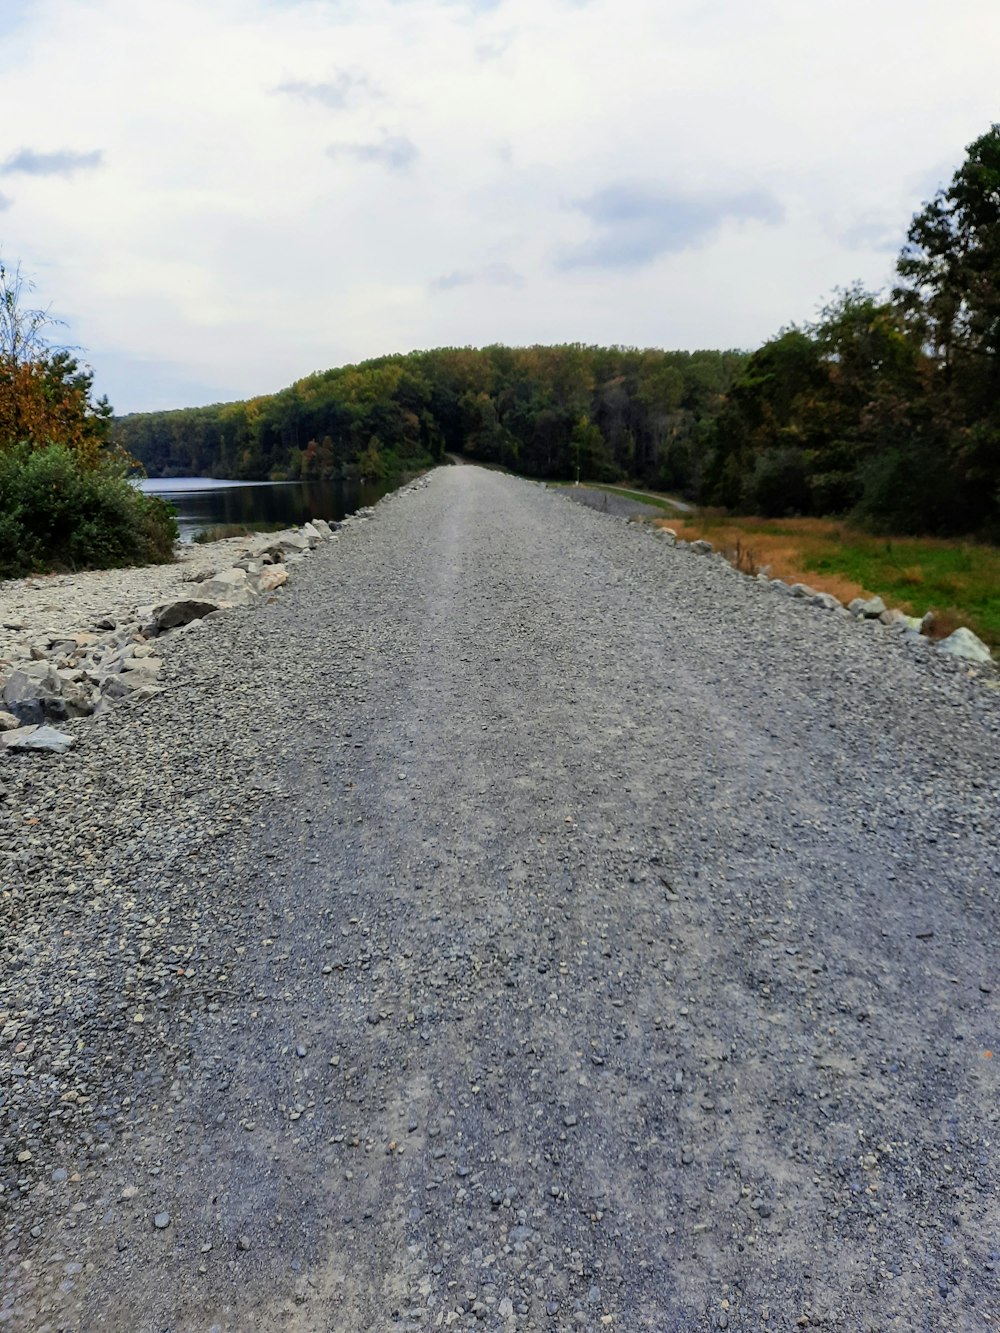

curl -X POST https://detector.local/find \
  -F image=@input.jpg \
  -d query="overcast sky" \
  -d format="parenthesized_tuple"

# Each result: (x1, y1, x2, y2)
(1, 0, 997, 414)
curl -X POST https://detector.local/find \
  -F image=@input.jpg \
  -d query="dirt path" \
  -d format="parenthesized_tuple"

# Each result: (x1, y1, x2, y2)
(2, 467, 998, 1331)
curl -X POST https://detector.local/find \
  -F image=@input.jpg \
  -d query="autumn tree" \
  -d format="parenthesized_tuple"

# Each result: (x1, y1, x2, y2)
(0, 258, 115, 467)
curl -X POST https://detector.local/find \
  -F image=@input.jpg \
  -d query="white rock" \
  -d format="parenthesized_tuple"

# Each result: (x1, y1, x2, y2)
(848, 596, 887, 618)
(0, 724, 73, 753)
(199, 568, 256, 607)
(936, 627, 993, 664)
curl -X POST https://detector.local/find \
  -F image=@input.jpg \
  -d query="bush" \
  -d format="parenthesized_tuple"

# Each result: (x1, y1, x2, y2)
(0, 443, 178, 577)
(742, 447, 812, 516)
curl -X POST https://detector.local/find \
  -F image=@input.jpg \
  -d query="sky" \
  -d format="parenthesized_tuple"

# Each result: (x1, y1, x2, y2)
(0, 0, 998, 415)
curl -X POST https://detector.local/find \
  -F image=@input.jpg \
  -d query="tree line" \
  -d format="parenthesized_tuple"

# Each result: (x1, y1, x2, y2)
(117, 126, 1000, 541)
(112, 344, 748, 493)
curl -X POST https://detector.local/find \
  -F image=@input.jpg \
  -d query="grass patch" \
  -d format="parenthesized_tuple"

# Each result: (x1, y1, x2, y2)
(655, 513, 1000, 648)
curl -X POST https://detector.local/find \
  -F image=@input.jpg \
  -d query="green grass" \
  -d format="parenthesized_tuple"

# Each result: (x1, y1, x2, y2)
(804, 538, 1000, 645)
(660, 513, 1000, 649)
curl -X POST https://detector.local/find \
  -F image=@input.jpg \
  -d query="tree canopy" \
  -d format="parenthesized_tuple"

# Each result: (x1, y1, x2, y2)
(114, 345, 748, 494)
(700, 124, 1000, 537)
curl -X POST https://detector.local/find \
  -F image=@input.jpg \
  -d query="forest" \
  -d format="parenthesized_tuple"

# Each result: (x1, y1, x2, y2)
(112, 344, 748, 494)
(115, 123, 1000, 540)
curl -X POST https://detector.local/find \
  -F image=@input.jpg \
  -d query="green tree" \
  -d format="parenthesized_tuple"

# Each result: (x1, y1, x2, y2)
(893, 125, 1000, 532)
(895, 124, 1000, 392)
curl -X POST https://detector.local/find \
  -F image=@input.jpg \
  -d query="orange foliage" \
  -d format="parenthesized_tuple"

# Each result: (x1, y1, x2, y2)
(657, 516, 874, 605)
(1, 359, 98, 463)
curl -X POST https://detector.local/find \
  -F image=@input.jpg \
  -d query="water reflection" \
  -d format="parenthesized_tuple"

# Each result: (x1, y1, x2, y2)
(137, 477, 393, 542)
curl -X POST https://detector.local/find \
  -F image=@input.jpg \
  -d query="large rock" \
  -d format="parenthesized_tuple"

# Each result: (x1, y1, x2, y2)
(655, 528, 677, 545)
(47, 680, 96, 720)
(0, 724, 74, 753)
(848, 596, 887, 619)
(880, 608, 921, 629)
(0, 711, 20, 731)
(811, 592, 842, 612)
(3, 664, 63, 725)
(689, 540, 714, 556)
(153, 598, 221, 632)
(251, 565, 289, 594)
(198, 567, 256, 607)
(936, 627, 993, 664)
(251, 530, 310, 563)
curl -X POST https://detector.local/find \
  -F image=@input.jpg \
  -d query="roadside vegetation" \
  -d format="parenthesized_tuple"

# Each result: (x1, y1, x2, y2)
(0, 260, 177, 578)
(654, 513, 1000, 648)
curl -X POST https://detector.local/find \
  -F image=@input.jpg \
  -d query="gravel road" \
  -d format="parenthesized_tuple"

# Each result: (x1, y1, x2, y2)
(2, 466, 998, 1332)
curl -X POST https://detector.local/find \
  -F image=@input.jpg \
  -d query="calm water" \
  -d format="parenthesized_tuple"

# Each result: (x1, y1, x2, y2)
(137, 477, 392, 542)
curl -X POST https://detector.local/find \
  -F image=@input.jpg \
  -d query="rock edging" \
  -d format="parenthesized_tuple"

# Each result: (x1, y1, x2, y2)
(0, 476, 432, 757)
(649, 525, 996, 668)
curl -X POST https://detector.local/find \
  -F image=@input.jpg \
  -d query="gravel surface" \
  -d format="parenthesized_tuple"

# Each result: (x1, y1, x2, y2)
(0, 534, 270, 666)
(1, 466, 999, 1332)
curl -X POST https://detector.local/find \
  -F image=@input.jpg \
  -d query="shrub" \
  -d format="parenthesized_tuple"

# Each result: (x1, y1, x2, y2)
(0, 442, 177, 577)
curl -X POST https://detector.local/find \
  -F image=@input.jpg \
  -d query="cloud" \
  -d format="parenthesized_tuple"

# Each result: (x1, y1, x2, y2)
(2, 0, 998, 414)
(326, 134, 418, 171)
(430, 262, 524, 292)
(476, 36, 511, 61)
(1, 148, 103, 178)
(840, 217, 904, 254)
(0, 192, 12, 212)
(558, 184, 784, 269)
(276, 72, 380, 109)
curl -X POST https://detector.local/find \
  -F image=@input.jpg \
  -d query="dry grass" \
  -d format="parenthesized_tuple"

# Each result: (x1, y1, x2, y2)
(662, 516, 875, 605)
(655, 513, 1000, 648)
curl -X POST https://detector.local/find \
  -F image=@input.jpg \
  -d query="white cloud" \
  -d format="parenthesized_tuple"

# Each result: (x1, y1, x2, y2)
(0, 0, 997, 411)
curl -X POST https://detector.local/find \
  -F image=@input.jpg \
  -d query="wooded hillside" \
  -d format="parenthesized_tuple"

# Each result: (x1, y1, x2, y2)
(115, 123, 1000, 540)
(113, 345, 747, 492)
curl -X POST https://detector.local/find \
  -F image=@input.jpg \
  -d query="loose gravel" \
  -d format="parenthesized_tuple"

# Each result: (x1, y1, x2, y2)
(0, 534, 263, 667)
(1, 466, 998, 1332)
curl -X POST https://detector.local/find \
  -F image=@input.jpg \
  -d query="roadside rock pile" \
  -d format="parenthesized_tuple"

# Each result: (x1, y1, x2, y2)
(652, 525, 996, 667)
(0, 470, 432, 758)
(0, 519, 342, 754)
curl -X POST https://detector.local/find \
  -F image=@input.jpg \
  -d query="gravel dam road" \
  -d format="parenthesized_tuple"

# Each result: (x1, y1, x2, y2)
(2, 466, 999, 1332)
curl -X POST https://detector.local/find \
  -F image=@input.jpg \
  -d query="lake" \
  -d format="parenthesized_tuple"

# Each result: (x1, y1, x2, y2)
(137, 477, 393, 543)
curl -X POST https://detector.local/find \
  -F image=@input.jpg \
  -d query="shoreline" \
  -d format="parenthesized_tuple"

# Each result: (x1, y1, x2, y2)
(0, 479, 428, 745)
